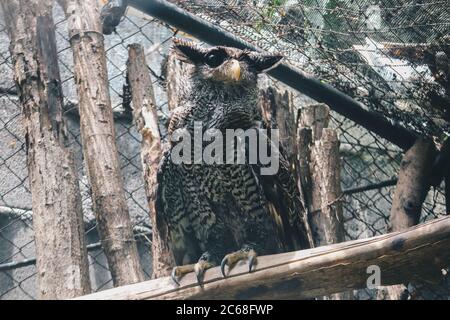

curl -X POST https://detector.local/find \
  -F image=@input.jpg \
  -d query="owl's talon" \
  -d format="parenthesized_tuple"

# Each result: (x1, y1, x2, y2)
(171, 253, 215, 286)
(194, 259, 214, 285)
(220, 257, 228, 277)
(248, 254, 256, 273)
(220, 245, 257, 277)
(170, 264, 196, 286)
(171, 268, 180, 286)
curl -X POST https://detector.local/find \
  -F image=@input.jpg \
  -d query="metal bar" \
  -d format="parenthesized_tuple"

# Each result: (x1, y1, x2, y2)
(342, 178, 398, 195)
(127, 0, 418, 150)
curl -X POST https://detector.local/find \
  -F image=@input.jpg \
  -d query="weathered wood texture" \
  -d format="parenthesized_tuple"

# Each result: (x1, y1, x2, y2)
(76, 216, 450, 300)
(58, 0, 143, 286)
(298, 104, 345, 247)
(165, 51, 189, 112)
(310, 129, 345, 246)
(1, 0, 90, 298)
(298, 104, 349, 299)
(390, 137, 437, 231)
(379, 137, 437, 299)
(127, 44, 175, 278)
(259, 87, 314, 248)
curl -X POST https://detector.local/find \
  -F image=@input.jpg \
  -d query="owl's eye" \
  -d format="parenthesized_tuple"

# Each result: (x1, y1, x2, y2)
(204, 51, 226, 67)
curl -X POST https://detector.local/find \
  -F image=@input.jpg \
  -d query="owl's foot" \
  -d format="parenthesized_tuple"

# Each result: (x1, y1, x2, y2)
(220, 244, 257, 277)
(171, 252, 215, 286)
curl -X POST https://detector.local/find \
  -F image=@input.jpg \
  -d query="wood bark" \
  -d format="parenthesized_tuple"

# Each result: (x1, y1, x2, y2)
(259, 87, 315, 248)
(127, 44, 176, 278)
(296, 127, 313, 210)
(379, 137, 437, 299)
(58, 0, 144, 286)
(165, 50, 189, 111)
(297, 104, 350, 299)
(1, 0, 90, 299)
(310, 129, 345, 246)
(76, 216, 450, 300)
(390, 137, 437, 231)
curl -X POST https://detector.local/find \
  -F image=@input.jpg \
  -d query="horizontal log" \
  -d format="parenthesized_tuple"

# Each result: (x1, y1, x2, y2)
(76, 216, 450, 300)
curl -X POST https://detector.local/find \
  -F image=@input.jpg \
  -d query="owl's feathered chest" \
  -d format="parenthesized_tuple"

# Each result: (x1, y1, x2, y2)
(176, 80, 261, 132)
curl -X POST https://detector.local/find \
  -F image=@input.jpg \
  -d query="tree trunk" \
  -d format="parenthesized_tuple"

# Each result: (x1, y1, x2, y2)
(1, 0, 90, 299)
(127, 44, 176, 278)
(390, 138, 437, 231)
(259, 87, 315, 248)
(165, 51, 188, 112)
(58, 0, 144, 286)
(379, 137, 437, 299)
(310, 129, 345, 246)
(298, 104, 351, 299)
(76, 216, 450, 300)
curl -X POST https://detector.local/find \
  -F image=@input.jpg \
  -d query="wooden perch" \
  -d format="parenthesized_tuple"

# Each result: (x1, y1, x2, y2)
(127, 44, 175, 278)
(1, 0, 90, 299)
(58, 0, 144, 286)
(76, 216, 450, 300)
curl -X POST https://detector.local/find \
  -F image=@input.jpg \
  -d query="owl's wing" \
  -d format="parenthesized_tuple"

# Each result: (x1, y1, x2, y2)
(252, 130, 314, 251)
(155, 148, 194, 265)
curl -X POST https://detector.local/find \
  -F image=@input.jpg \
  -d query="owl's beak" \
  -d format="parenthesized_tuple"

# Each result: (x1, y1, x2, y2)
(227, 59, 241, 82)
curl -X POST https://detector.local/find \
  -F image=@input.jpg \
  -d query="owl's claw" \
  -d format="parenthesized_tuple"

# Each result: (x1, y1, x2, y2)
(220, 245, 257, 277)
(194, 259, 214, 285)
(171, 252, 215, 286)
(171, 264, 195, 286)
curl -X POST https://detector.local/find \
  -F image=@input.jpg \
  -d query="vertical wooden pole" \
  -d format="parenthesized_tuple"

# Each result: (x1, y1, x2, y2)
(58, 0, 144, 286)
(310, 129, 346, 245)
(1, 0, 90, 298)
(298, 103, 351, 299)
(259, 87, 315, 249)
(379, 137, 437, 299)
(127, 44, 176, 278)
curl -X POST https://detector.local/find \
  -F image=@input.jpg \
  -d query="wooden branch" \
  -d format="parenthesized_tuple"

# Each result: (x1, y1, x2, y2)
(127, 44, 176, 278)
(390, 138, 437, 231)
(1, 0, 90, 298)
(380, 137, 437, 299)
(76, 216, 450, 300)
(58, 0, 144, 286)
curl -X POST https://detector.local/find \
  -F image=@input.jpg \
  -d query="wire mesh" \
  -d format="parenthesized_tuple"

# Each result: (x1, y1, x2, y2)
(0, 0, 448, 300)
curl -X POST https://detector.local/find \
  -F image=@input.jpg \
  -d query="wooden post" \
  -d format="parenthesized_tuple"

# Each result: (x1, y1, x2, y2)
(165, 51, 189, 112)
(58, 0, 144, 286)
(1, 0, 90, 299)
(390, 138, 437, 231)
(297, 104, 350, 299)
(259, 87, 315, 248)
(127, 44, 176, 278)
(310, 129, 346, 246)
(297, 104, 346, 246)
(76, 216, 450, 300)
(379, 137, 437, 299)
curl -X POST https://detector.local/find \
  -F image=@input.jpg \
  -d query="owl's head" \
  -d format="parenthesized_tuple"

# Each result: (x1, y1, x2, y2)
(172, 38, 283, 85)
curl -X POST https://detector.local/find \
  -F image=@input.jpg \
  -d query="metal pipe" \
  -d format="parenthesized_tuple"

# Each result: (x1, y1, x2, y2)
(127, 0, 417, 150)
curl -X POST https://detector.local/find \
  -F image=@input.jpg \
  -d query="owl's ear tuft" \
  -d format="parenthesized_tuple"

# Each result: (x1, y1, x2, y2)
(171, 38, 206, 64)
(250, 53, 284, 73)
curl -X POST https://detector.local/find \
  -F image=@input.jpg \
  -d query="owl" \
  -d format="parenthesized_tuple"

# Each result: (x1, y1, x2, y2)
(156, 38, 313, 284)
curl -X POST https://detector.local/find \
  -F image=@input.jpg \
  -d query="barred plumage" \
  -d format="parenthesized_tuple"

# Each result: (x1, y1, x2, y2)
(156, 39, 312, 283)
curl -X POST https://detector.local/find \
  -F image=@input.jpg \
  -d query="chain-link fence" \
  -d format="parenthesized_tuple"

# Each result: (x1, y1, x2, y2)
(0, 0, 448, 299)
